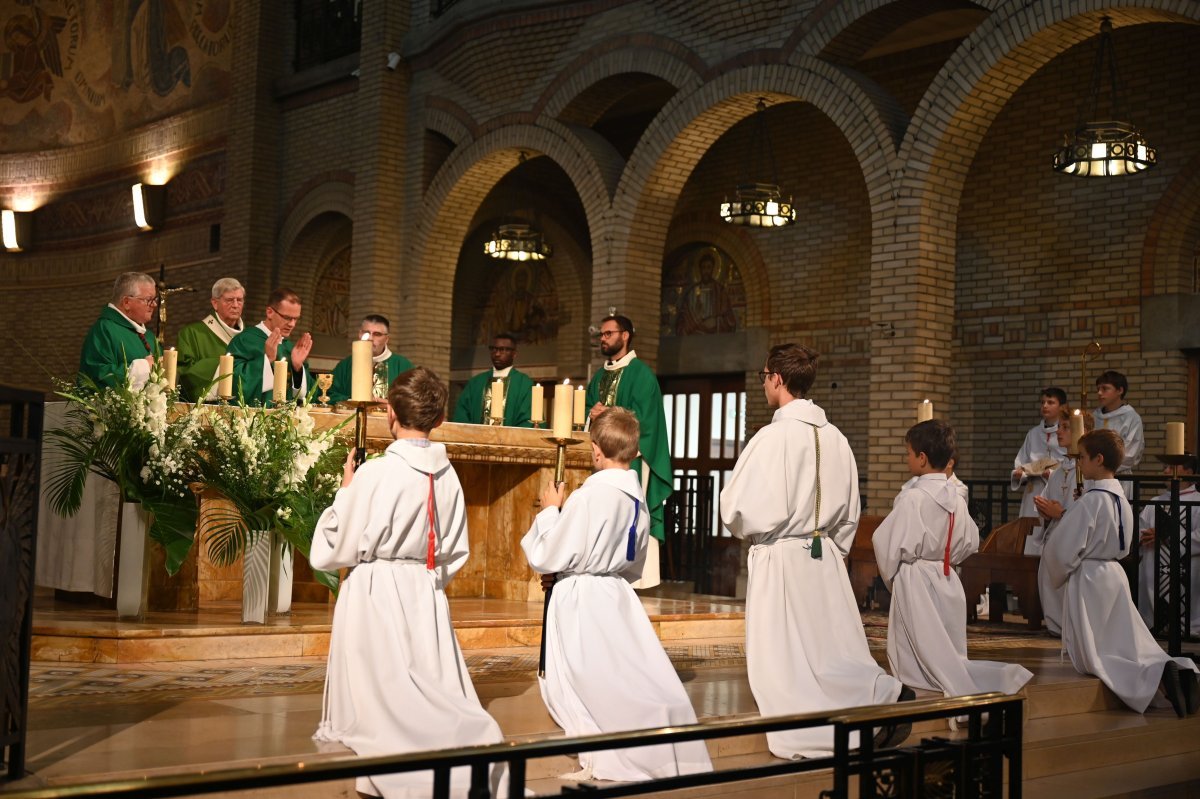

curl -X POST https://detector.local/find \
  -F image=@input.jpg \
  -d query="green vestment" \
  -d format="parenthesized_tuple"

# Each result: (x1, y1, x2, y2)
(327, 352, 415, 403)
(586, 356, 672, 542)
(176, 315, 241, 402)
(452, 369, 534, 427)
(226, 325, 312, 406)
(78, 305, 161, 389)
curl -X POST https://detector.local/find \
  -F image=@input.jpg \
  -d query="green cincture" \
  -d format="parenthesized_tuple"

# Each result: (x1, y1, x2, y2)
(810, 423, 823, 559)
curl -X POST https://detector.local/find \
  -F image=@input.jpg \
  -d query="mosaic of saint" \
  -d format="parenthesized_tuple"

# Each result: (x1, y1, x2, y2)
(476, 261, 560, 345)
(312, 247, 351, 339)
(1, 0, 232, 149)
(661, 244, 745, 336)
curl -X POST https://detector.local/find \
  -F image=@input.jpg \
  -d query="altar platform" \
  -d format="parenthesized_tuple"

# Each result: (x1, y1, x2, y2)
(29, 591, 747, 664)
(12, 600, 1200, 799)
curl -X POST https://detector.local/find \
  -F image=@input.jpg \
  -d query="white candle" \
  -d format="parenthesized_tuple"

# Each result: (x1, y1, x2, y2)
(350, 334, 372, 402)
(163, 347, 178, 389)
(490, 379, 505, 421)
(917, 399, 933, 423)
(273, 359, 288, 404)
(1069, 409, 1084, 455)
(530, 385, 544, 423)
(1167, 422, 1186, 456)
(217, 354, 234, 397)
(552, 379, 572, 439)
(573, 385, 586, 427)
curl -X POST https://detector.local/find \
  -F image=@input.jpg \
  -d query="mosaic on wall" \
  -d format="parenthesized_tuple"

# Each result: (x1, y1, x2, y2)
(0, 0, 233, 149)
(476, 261, 560, 345)
(661, 244, 745, 336)
(312, 247, 351, 339)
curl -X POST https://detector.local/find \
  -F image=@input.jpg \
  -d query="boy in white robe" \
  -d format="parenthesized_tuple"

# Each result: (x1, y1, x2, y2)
(875, 420, 1033, 700)
(1043, 429, 1198, 718)
(719, 344, 908, 760)
(1093, 370, 1144, 499)
(1031, 408, 1094, 636)
(521, 407, 712, 782)
(311, 368, 505, 798)
(1011, 388, 1068, 518)
(897, 455, 968, 505)
(1135, 462, 1199, 633)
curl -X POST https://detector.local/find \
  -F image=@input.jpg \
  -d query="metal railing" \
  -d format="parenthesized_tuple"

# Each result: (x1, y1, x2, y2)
(961, 478, 1020, 538)
(0, 693, 1023, 798)
(0, 387, 43, 782)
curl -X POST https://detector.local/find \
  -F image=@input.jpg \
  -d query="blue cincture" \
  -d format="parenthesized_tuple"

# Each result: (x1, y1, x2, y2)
(1087, 488, 1126, 550)
(627, 499, 640, 561)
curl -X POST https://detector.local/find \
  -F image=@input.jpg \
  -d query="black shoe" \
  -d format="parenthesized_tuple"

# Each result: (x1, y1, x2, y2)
(1162, 661, 1186, 719)
(873, 686, 917, 748)
(1180, 667, 1199, 715)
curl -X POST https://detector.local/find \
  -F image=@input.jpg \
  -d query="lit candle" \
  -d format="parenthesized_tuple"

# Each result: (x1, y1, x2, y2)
(552, 379, 572, 439)
(1069, 409, 1084, 455)
(163, 347, 178, 390)
(1167, 422, 1186, 456)
(917, 399, 933, 423)
(490, 379, 505, 422)
(530, 385, 544, 423)
(350, 333, 372, 402)
(217, 354, 234, 397)
(573, 385, 586, 427)
(273, 359, 288, 404)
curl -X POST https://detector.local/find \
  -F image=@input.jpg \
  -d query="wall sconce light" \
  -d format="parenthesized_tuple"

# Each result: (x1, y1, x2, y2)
(132, 183, 167, 230)
(2, 209, 32, 252)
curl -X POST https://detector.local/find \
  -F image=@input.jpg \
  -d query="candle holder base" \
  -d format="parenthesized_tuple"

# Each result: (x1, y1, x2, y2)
(1156, 453, 1195, 479)
(544, 436, 583, 484)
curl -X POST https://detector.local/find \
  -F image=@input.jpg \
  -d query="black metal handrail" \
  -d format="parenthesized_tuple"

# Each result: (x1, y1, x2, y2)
(0, 694, 1022, 798)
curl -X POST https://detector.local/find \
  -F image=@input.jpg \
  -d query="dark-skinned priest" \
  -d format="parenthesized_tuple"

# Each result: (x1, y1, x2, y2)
(585, 314, 671, 588)
(227, 287, 313, 406)
(78, 272, 161, 390)
(327, 314, 414, 403)
(176, 278, 245, 402)
(451, 333, 533, 426)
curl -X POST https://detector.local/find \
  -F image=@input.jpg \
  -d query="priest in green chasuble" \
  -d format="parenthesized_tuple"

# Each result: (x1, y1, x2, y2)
(327, 314, 414, 403)
(226, 287, 313, 406)
(586, 314, 672, 587)
(452, 333, 534, 427)
(176, 278, 245, 402)
(78, 272, 161, 390)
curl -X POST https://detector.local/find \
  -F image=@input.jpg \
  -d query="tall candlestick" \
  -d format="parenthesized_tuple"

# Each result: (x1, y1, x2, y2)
(217, 354, 234, 398)
(1166, 422, 1186, 456)
(163, 347, 178, 389)
(1069, 409, 1084, 455)
(530, 385, 544, 423)
(273, 359, 288, 404)
(573, 385, 586, 426)
(490, 379, 505, 422)
(552, 380, 572, 439)
(917, 399, 933, 423)
(350, 334, 372, 402)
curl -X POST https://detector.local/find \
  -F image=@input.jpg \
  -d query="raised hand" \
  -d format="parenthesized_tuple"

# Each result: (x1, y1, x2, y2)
(588, 401, 606, 422)
(291, 332, 313, 371)
(264, 327, 283, 361)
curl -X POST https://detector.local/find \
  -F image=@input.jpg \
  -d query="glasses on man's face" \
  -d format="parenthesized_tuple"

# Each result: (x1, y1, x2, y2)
(128, 295, 159, 307)
(598, 329, 624, 340)
(489, 346, 515, 353)
(757, 369, 774, 385)
(270, 307, 300, 323)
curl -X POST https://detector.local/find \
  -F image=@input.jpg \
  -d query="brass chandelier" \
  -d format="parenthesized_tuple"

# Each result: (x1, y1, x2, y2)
(719, 99, 796, 227)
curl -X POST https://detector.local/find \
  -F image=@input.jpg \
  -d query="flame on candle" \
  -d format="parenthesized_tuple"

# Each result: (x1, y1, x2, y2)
(563, 378, 570, 385)
(922, 398, 930, 405)
(360, 332, 370, 341)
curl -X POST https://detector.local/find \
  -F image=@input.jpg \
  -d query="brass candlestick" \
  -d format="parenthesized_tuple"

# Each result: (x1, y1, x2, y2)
(344, 399, 379, 468)
(545, 436, 582, 484)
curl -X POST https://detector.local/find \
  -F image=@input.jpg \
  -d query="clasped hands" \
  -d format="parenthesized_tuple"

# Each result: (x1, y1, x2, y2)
(264, 328, 313, 371)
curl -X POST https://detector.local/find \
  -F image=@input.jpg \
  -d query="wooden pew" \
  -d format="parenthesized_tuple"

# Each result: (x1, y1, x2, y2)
(959, 517, 1043, 630)
(846, 514, 885, 608)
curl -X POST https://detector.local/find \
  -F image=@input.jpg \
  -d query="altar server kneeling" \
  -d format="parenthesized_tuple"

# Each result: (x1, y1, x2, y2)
(1043, 429, 1199, 718)
(312, 367, 505, 798)
(874, 420, 1033, 700)
(522, 407, 712, 782)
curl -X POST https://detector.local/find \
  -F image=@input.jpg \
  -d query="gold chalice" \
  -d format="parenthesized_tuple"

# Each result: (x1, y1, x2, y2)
(316, 373, 334, 406)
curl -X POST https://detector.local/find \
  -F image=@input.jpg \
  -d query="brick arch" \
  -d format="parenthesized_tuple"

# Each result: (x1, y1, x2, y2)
(603, 58, 905, 364)
(786, 0, 1002, 59)
(404, 123, 608, 375)
(664, 211, 770, 331)
(535, 38, 706, 121)
(277, 176, 355, 262)
(275, 212, 353, 325)
(1142, 151, 1200, 297)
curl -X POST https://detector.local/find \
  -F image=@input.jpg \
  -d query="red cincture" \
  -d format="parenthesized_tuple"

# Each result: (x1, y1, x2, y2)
(943, 512, 955, 576)
(426, 474, 437, 570)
